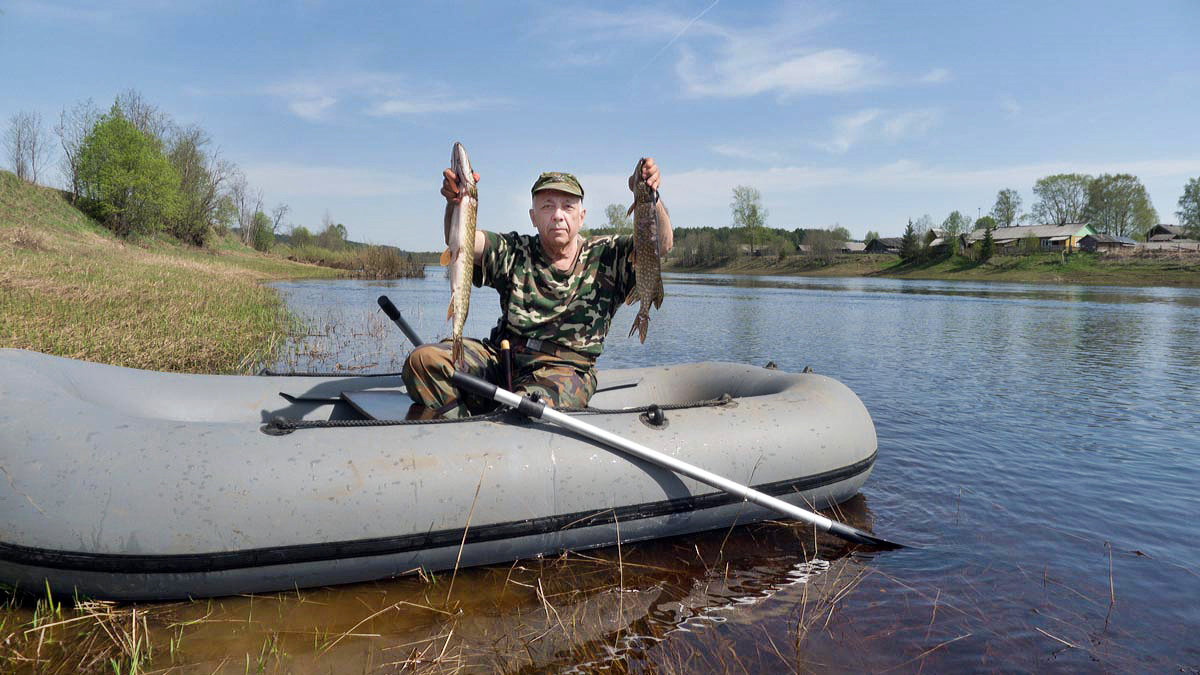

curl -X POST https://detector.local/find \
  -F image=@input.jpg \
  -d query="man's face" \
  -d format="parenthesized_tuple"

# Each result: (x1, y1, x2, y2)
(530, 190, 586, 251)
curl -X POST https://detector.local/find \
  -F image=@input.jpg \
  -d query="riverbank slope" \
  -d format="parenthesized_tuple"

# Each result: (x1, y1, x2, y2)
(666, 251, 1200, 286)
(0, 171, 342, 372)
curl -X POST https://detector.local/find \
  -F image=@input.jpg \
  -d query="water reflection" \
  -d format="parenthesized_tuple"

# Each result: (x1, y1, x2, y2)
(257, 272, 1200, 671)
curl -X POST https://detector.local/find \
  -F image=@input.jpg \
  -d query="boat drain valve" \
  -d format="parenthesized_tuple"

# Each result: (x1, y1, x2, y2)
(639, 404, 668, 429)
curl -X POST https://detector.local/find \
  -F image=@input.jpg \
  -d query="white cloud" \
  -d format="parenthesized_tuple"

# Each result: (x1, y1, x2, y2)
(710, 143, 784, 163)
(816, 109, 940, 154)
(242, 163, 425, 199)
(559, 6, 883, 99)
(287, 96, 337, 121)
(919, 67, 951, 84)
(264, 72, 505, 121)
(1001, 96, 1022, 116)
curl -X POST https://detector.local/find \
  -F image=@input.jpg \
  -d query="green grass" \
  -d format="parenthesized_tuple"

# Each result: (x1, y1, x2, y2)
(0, 170, 342, 373)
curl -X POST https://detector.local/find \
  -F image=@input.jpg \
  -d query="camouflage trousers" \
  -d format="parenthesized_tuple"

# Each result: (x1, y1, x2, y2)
(401, 338, 597, 418)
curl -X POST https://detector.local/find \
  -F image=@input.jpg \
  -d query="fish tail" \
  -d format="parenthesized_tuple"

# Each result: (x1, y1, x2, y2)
(451, 336, 463, 369)
(628, 312, 649, 343)
(653, 276, 664, 309)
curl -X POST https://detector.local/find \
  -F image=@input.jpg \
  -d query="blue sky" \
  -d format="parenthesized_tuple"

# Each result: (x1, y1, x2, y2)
(2, 1, 1198, 248)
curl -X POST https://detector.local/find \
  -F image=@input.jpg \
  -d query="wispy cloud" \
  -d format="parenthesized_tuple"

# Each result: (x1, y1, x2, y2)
(264, 71, 507, 121)
(919, 67, 951, 84)
(817, 109, 940, 153)
(242, 162, 425, 199)
(1000, 96, 1022, 116)
(559, 6, 883, 99)
(710, 143, 785, 163)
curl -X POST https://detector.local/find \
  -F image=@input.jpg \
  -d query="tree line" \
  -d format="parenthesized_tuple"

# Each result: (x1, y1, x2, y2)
(3, 90, 346, 253)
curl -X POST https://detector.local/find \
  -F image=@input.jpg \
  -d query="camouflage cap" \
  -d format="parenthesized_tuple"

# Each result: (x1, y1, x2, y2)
(531, 171, 584, 199)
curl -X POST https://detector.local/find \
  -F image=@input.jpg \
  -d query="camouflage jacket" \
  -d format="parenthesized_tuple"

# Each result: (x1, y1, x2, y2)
(473, 231, 636, 358)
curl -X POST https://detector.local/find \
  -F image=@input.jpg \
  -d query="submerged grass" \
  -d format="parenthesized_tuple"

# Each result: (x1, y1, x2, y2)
(0, 170, 342, 373)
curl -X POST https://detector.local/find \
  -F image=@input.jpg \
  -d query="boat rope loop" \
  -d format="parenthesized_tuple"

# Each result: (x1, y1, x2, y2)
(262, 394, 734, 435)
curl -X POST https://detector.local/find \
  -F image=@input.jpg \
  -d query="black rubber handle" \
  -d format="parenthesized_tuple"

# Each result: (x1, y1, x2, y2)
(451, 371, 497, 399)
(376, 295, 424, 346)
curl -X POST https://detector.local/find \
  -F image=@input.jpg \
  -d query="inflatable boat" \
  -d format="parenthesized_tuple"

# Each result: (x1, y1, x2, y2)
(0, 348, 877, 601)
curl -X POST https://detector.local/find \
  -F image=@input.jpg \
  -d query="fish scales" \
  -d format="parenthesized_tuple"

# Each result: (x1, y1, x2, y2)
(444, 142, 477, 367)
(626, 158, 663, 343)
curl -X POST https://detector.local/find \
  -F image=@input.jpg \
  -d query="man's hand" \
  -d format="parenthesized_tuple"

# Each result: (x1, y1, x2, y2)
(441, 168, 481, 203)
(629, 157, 661, 191)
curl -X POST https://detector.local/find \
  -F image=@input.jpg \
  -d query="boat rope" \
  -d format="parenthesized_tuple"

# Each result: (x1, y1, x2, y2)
(257, 369, 404, 377)
(262, 394, 734, 435)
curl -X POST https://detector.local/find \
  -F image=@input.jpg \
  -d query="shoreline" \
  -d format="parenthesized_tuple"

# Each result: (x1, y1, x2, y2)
(664, 251, 1200, 287)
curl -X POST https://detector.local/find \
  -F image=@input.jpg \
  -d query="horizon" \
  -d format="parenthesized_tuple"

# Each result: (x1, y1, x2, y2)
(2, 1, 1197, 248)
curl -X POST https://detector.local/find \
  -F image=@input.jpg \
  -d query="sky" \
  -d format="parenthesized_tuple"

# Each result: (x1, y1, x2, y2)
(2, 0, 1198, 249)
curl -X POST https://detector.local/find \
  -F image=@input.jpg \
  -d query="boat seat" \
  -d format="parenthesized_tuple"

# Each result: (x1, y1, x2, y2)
(340, 390, 414, 420)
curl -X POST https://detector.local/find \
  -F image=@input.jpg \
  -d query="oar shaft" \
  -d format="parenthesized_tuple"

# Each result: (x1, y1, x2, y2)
(473, 377, 899, 548)
(539, 404, 836, 531)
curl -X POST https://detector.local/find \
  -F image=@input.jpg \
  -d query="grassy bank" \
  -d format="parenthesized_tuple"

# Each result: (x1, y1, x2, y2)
(0, 170, 343, 373)
(666, 251, 1200, 286)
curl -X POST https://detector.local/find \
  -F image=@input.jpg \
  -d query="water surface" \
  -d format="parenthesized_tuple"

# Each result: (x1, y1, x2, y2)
(255, 271, 1200, 672)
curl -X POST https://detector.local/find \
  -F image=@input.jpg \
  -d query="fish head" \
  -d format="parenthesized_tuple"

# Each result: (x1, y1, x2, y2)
(451, 142, 476, 187)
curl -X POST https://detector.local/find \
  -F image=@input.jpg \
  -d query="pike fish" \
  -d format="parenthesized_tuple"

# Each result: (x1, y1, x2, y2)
(441, 142, 477, 367)
(625, 158, 664, 343)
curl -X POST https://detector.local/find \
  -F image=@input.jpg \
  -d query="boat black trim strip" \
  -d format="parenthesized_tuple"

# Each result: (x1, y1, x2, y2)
(0, 453, 874, 575)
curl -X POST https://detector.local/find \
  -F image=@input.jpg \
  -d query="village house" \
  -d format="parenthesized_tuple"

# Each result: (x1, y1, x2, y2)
(865, 237, 902, 254)
(1142, 224, 1200, 251)
(1078, 233, 1138, 254)
(965, 223, 1096, 253)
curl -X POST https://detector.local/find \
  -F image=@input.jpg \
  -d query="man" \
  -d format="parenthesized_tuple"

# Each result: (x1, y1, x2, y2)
(402, 158, 673, 419)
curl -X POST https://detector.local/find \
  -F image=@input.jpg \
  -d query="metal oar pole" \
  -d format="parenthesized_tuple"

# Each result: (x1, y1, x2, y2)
(450, 371, 905, 550)
(377, 295, 424, 347)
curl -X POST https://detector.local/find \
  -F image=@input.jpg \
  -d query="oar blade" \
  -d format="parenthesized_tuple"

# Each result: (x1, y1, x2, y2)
(825, 521, 906, 550)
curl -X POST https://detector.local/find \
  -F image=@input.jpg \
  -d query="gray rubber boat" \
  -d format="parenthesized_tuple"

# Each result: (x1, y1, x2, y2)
(0, 348, 877, 601)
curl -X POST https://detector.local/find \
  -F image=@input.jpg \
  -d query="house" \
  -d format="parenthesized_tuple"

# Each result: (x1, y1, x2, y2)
(865, 237, 902, 254)
(840, 241, 867, 253)
(1146, 224, 1186, 242)
(966, 222, 1096, 252)
(1078, 234, 1138, 254)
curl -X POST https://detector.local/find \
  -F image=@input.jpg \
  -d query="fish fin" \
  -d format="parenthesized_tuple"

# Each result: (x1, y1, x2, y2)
(440, 248, 452, 266)
(653, 277, 664, 309)
(624, 286, 639, 306)
(446, 301, 453, 321)
(626, 202, 635, 216)
(628, 313, 648, 343)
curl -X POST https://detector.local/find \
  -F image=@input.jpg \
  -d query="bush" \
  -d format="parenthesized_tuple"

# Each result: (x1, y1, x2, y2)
(76, 107, 179, 237)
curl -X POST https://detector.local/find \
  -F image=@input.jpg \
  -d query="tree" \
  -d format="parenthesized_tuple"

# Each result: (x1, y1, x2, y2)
(167, 125, 232, 245)
(1084, 173, 1157, 238)
(289, 224, 314, 248)
(921, 228, 937, 258)
(913, 214, 935, 239)
(1178, 177, 1200, 239)
(76, 106, 179, 236)
(114, 89, 173, 144)
(805, 229, 839, 262)
(228, 169, 263, 246)
(1032, 174, 1091, 225)
(990, 188, 1022, 228)
(863, 229, 880, 243)
(4, 111, 53, 184)
(730, 185, 767, 254)
(899, 219, 919, 260)
(974, 215, 996, 230)
(941, 210, 972, 256)
(54, 98, 100, 201)
(980, 222, 995, 262)
(317, 211, 348, 250)
(250, 211, 274, 251)
(603, 203, 632, 232)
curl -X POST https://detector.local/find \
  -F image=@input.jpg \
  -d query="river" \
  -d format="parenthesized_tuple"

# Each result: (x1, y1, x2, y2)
(247, 271, 1200, 672)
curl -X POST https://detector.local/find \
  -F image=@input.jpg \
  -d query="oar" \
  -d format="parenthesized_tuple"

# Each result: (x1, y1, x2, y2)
(377, 295, 424, 347)
(450, 371, 905, 550)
